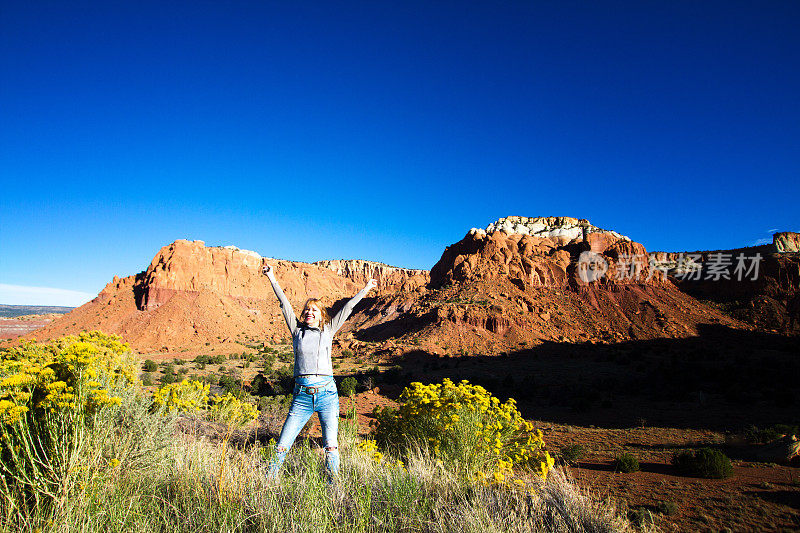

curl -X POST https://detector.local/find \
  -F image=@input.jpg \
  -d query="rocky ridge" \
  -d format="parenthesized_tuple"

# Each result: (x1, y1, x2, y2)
(15, 217, 784, 356)
(136, 240, 361, 311)
(27, 240, 376, 352)
(648, 232, 800, 331)
(312, 259, 428, 292)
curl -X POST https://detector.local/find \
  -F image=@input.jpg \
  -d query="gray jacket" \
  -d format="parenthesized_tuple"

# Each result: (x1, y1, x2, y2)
(268, 276, 369, 377)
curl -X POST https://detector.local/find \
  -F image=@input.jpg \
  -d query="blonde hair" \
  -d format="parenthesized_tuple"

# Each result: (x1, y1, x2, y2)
(300, 298, 330, 327)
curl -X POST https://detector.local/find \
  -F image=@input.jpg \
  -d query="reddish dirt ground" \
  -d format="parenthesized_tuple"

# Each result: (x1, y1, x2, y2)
(542, 423, 800, 532)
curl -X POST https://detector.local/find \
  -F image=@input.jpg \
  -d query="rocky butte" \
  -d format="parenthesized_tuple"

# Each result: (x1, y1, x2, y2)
(339, 216, 741, 356)
(27, 239, 425, 353)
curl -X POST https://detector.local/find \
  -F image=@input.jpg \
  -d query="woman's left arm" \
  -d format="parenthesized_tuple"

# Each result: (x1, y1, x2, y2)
(329, 279, 377, 334)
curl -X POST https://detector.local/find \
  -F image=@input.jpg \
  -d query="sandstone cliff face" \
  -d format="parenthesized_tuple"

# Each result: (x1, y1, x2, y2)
(34, 240, 370, 353)
(135, 240, 361, 311)
(430, 217, 663, 290)
(312, 259, 428, 292)
(648, 236, 800, 331)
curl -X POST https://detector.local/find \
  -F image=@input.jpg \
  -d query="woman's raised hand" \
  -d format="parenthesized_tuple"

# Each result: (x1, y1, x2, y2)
(365, 278, 378, 291)
(262, 263, 274, 278)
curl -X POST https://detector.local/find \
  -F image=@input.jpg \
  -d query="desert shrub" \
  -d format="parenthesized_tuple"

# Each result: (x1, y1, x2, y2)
(217, 374, 243, 396)
(151, 380, 257, 428)
(361, 375, 375, 391)
(559, 444, 586, 465)
(141, 372, 154, 386)
(614, 453, 640, 473)
(261, 352, 277, 370)
(252, 372, 270, 395)
(672, 447, 733, 478)
(341, 349, 353, 357)
(142, 359, 157, 372)
(195, 354, 226, 365)
(257, 394, 291, 411)
(207, 393, 259, 427)
(340, 376, 358, 397)
(744, 423, 800, 444)
(373, 378, 554, 485)
(151, 380, 210, 413)
(657, 500, 678, 515)
(628, 506, 657, 528)
(159, 372, 176, 385)
(0, 332, 136, 517)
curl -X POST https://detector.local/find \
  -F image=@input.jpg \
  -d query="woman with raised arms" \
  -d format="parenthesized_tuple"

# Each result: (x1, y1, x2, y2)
(262, 263, 376, 482)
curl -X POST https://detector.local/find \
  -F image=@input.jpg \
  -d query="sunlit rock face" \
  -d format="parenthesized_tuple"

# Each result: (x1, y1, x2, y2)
(433, 216, 656, 289)
(469, 216, 631, 245)
(312, 259, 428, 291)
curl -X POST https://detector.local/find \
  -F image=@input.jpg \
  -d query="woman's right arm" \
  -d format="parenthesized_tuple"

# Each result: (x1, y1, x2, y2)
(263, 263, 297, 335)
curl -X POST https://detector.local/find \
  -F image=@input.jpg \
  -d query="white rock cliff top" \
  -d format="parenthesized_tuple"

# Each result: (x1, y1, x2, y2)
(469, 216, 631, 242)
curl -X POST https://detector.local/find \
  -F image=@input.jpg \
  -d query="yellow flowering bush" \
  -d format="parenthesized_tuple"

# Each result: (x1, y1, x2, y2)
(0, 332, 136, 514)
(374, 378, 554, 484)
(356, 439, 405, 471)
(151, 380, 258, 428)
(151, 380, 210, 412)
(207, 392, 259, 427)
(357, 439, 384, 463)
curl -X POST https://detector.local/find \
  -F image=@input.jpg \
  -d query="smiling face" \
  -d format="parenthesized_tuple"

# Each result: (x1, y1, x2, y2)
(301, 303, 322, 328)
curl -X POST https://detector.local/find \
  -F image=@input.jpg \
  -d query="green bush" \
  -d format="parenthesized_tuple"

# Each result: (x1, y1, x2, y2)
(744, 424, 800, 444)
(218, 374, 242, 396)
(559, 444, 586, 465)
(141, 372, 154, 386)
(628, 507, 657, 528)
(657, 500, 678, 515)
(142, 359, 158, 372)
(614, 453, 640, 473)
(672, 448, 733, 478)
(340, 377, 358, 397)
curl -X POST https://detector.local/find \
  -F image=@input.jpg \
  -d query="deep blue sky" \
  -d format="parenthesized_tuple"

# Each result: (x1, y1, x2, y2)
(1, 1, 798, 305)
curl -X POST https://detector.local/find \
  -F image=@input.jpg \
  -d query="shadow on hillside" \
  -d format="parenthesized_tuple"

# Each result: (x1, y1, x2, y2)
(352, 305, 436, 342)
(382, 324, 799, 431)
(747, 490, 800, 511)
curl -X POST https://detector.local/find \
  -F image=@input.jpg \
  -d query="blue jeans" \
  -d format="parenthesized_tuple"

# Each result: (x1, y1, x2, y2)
(267, 376, 340, 479)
